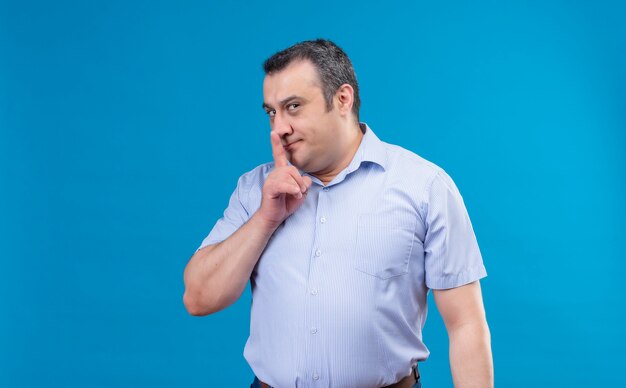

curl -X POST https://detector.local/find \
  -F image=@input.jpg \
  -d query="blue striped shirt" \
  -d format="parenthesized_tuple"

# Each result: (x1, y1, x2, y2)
(199, 124, 486, 387)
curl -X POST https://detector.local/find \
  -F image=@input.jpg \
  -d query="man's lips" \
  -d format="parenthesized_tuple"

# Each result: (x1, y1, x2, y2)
(284, 140, 301, 150)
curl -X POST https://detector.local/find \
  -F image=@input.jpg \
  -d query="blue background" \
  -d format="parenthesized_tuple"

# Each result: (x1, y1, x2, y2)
(1, 0, 625, 386)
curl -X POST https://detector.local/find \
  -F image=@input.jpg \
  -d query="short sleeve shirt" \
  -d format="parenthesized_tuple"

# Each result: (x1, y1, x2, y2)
(198, 124, 487, 388)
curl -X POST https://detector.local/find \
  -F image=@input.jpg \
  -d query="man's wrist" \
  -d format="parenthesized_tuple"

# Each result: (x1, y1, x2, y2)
(249, 212, 282, 235)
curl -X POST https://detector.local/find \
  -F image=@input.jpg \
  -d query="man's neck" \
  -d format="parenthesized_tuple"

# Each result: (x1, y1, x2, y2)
(313, 123, 364, 185)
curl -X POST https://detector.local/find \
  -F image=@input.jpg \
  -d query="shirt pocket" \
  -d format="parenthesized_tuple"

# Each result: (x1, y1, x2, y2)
(353, 213, 417, 279)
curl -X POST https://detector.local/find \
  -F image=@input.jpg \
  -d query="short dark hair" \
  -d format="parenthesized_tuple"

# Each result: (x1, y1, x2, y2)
(263, 39, 360, 121)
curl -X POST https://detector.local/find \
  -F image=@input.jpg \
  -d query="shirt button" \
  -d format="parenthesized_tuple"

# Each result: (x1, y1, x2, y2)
(315, 249, 321, 257)
(322, 187, 329, 192)
(320, 217, 326, 223)
(313, 373, 319, 380)
(311, 289, 318, 295)
(311, 327, 317, 334)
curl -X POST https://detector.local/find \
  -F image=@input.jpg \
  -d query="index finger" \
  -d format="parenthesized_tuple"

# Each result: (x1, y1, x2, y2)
(270, 131, 288, 168)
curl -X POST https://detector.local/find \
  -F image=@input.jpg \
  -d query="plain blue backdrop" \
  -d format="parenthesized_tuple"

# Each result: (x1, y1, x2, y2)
(1, 0, 625, 386)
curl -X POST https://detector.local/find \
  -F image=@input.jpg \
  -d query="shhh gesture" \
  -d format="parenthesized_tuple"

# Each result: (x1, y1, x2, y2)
(257, 131, 313, 229)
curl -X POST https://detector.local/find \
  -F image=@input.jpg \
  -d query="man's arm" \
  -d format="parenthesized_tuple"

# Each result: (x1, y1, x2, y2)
(183, 131, 312, 316)
(183, 213, 277, 316)
(433, 281, 494, 388)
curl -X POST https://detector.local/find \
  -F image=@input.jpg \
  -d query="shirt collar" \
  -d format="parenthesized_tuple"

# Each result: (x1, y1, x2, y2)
(300, 122, 388, 187)
(348, 122, 388, 172)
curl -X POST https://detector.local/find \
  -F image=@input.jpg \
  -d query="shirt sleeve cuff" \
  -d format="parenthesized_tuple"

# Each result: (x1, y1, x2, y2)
(426, 265, 488, 290)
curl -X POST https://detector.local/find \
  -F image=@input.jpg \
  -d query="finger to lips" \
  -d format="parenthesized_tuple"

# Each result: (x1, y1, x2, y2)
(270, 131, 288, 168)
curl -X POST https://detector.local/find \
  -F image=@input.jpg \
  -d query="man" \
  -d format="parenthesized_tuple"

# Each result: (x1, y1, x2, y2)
(183, 39, 493, 388)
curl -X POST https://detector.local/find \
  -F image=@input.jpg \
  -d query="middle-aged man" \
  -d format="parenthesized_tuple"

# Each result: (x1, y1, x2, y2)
(183, 39, 493, 388)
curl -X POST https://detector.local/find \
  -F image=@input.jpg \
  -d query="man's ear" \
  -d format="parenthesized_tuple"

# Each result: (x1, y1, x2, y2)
(335, 83, 354, 116)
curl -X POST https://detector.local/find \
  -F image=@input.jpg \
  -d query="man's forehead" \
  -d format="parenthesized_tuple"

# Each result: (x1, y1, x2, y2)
(263, 60, 321, 97)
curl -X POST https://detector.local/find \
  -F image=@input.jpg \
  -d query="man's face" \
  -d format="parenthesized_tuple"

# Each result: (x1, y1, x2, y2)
(263, 60, 344, 174)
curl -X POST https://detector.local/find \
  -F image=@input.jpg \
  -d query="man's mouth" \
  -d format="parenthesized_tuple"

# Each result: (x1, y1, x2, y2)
(284, 140, 301, 150)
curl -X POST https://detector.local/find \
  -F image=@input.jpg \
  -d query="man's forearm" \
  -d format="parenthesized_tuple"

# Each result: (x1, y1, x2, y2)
(448, 321, 494, 387)
(183, 213, 277, 316)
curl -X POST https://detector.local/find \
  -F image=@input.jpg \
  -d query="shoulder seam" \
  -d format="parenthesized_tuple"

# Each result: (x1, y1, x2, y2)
(419, 169, 444, 219)
(238, 161, 273, 216)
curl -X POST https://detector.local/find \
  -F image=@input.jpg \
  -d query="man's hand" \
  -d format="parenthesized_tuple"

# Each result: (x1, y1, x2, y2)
(183, 131, 313, 316)
(257, 131, 313, 228)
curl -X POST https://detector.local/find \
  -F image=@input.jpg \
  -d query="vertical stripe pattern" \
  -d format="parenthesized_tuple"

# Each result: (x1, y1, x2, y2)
(198, 124, 486, 387)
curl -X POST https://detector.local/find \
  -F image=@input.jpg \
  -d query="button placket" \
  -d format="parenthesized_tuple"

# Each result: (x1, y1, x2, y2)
(304, 185, 328, 383)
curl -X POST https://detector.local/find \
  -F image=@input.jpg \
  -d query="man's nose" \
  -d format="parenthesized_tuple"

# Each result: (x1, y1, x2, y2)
(272, 112, 293, 138)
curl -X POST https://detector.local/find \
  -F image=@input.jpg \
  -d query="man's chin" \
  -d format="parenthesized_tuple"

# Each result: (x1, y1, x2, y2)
(288, 159, 305, 170)
(287, 157, 310, 173)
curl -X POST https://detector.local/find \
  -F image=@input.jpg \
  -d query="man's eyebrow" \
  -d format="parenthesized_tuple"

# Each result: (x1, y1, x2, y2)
(279, 95, 304, 106)
(262, 95, 307, 111)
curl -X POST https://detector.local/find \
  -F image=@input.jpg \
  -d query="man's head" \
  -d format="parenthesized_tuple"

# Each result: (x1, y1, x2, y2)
(263, 39, 360, 122)
(261, 39, 362, 178)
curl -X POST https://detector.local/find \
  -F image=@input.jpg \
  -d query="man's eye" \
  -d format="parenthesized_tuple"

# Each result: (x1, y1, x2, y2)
(266, 110, 276, 117)
(287, 103, 299, 111)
